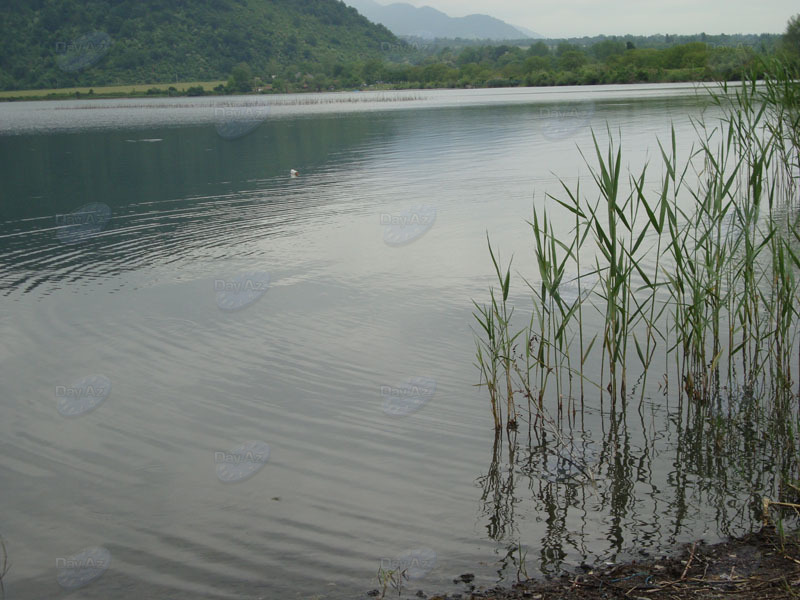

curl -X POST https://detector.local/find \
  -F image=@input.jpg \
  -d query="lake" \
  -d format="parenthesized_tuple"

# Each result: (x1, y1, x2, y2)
(0, 83, 778, 599)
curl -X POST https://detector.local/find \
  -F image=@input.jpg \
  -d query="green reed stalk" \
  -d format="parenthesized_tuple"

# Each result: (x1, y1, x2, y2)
(474, 298, 501, 430)
(474, 59, 800, 444)
(582, 129, 640, 406)
(548, 180, 597, 414)
(476, 238, 522, 430)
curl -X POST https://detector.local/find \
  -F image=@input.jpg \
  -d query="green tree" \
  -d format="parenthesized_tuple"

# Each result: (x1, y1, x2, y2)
(524, 56, 551, 72)
(228, 63, 253, 93)
(361, 59, 384, 84)
(527, 41, 550, 57)
(783, 14, 800, 57)
(456, 46, 480, 65)
(421, 63, 452, 83)
(591, 39, 625, 62)
(558, 49, 587, 71)
(556, 42, 581, 57)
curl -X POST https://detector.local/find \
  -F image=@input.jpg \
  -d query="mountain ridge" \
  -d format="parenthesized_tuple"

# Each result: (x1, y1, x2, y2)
(0, 0, 398, 90)
(344, 0, 540, 40)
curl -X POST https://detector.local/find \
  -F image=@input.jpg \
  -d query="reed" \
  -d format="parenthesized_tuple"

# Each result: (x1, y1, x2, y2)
(376, 564, 407, 599)
(473, 238, 520, 430)
(474, 59, 800, 443)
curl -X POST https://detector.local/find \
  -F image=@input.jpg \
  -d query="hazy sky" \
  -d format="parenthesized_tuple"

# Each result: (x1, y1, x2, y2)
(382, 0, 797, 37)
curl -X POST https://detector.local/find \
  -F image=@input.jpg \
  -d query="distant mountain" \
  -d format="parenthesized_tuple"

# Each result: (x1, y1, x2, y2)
(344, 0, 540, 40)
(515, 26, 544, 39)
(0, 0, 398, 91)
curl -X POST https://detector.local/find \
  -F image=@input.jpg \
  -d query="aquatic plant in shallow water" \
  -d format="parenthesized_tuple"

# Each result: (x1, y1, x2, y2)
(473, 63, 800, 556)
(470, 59, 800, 582)
(473, 238, 520, 431)
(474, 63, 800, 435)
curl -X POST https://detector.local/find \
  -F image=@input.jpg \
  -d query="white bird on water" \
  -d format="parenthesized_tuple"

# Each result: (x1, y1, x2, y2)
(290, 169, 300, 178)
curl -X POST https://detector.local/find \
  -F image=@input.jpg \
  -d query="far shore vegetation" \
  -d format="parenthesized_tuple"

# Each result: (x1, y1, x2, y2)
(2, 15, 798, 102)
(0, 81, 227, 101)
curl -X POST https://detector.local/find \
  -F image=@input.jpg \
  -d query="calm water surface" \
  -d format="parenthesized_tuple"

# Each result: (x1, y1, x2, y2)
(0, 84, 772, 599)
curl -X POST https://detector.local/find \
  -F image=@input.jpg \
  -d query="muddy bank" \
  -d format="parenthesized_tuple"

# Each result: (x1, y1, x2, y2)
(376, 527, 800, 600)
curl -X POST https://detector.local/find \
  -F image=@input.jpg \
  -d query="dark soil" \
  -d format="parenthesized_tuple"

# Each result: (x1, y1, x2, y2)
(422, 527, 800, 600)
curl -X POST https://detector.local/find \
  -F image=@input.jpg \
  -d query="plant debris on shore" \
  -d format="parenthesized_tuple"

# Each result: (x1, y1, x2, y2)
(416, 527, 800, 600)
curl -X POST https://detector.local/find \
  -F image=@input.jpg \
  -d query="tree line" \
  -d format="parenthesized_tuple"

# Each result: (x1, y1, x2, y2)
(0, 0, 797, 97)
(228, 19, 800, 95)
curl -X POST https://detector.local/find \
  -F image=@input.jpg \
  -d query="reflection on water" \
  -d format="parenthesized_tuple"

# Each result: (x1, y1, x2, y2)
(1, 85, 782, 599)
(480, 384, 798, 581)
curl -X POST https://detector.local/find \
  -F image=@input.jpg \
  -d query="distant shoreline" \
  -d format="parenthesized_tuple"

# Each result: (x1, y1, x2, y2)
(0, 81, 227, 103)
(0, 74, 729, 103)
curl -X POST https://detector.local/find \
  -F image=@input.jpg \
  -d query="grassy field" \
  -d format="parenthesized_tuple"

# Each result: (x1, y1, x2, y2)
(0, 81, 227, 99)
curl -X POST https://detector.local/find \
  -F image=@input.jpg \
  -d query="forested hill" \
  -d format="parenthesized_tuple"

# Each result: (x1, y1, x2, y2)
(0, 0, 398, 90)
